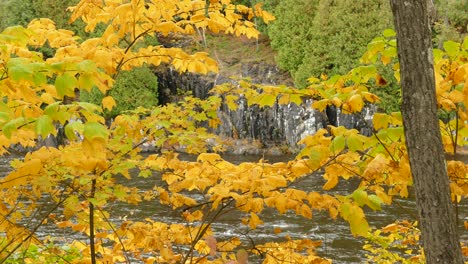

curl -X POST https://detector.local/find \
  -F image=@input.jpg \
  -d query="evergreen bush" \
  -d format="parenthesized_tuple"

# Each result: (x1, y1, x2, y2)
(80, 66, 159, 118)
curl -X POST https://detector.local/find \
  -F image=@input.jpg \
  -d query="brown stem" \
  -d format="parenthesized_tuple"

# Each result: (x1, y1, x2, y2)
(0, 195, 67, 263)
(454, 107, 459, 156)
(181, 199, 233, 264)
(90, 178, 97, 264)
(373, 129, 397, 162)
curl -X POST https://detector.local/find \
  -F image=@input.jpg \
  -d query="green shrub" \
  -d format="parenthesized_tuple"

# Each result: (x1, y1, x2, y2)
(80, 66, 159, 118)
(268, 0, 392, 88)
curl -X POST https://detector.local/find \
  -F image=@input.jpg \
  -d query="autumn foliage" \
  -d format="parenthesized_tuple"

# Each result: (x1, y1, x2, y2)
(0, 0, 467, 263)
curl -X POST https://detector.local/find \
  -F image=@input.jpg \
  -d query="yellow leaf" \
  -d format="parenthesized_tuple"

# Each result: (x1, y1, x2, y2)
(102, 96, 116, 111)
(363, 154, 389, 180)
(362, 92, 379, 103)
(278, 94, 290, 105)
(323, 173, 338, 190)
(155, 21, 182, 36)
(348, 94, 364, 112)
(273, 195, 287, 214)
(448, 90, 464, 104)
(248, 213, 263, 229)
(265, 175, 287, 188)
(24, 158, 42, 175)
(312, 99, 329, 111)
(291, 160, 311, 177)
(453, 66, 466, 85)
(187, 60, 208, 74)
(373, 113, 390, 130)
(331, 97, 342, 107)
(197, 153, 222, 163)
(300, 204, 312, 219)
(439, 98, 456, 110)
(380, 55, 391, 65)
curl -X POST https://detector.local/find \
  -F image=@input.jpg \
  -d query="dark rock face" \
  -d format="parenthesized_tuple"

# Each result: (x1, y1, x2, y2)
(156, 62, 373, 151)
(216, 97, 328, 150)
(240, 62, 293, 86)
(327, 105, 375, 136)
(156, 67, 216, 104)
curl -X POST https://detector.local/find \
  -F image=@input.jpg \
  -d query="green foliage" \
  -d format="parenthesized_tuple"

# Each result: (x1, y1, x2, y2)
(433, 0, 468, 46)
(1, 240, 82, 264)
(233, 0, 280, 34)
(364, 33, 402, 113)
(80, 66, 159, 118)
(267, 0, 319, 83)
(0, 0, 466, 263)
(0, 0, 104, 41)
(364, 221, 424, 263)
(268, 0, 393, 88)
(435, 0, 468, 32)
(0, 0, 36, 30)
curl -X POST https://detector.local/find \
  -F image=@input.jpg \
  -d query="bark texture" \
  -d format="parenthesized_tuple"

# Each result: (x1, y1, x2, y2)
(390, 0, 463, 263)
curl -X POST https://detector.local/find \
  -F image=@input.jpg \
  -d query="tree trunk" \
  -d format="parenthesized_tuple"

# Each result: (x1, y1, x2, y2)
(389, 0, 463, 263)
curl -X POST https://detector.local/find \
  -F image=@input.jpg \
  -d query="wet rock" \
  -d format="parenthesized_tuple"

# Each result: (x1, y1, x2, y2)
(155, 61, 374, 152)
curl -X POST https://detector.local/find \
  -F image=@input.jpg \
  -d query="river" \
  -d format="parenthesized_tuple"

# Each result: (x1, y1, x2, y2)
(1, 153, 467, 263)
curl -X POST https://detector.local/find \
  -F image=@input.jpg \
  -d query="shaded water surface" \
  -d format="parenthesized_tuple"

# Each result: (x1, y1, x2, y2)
(1, 153, 467, 263)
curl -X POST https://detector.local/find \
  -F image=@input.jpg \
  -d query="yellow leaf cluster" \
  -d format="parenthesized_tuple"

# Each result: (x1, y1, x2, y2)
(255, 238, 330, 264)
(364, 220, 423, 263)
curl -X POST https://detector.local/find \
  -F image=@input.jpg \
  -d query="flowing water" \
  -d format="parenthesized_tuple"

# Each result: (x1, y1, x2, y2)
(1, 153, 467, 263)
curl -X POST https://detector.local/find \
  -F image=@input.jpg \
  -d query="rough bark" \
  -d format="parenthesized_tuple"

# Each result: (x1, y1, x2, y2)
(389, 0, 463, 263)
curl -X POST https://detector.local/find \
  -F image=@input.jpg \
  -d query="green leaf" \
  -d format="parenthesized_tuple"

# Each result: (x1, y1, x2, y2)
(77, 60, 97, 72)
(382, 29, 396, 38)
(50, 62, 66, 72)
(225, 94, 238, 110)
(33, 72, 47, 86)
(330, 135, 345, 153)
(55, 73, 78, 98)
(349, 210, 370, 237)
(382, 46, 397, 58)
(193, 112, 207, 121)
(77, 102, 102, 113)
(387, 127, 404, 141)
(356, 65, 377, 83)
(138, 169, 152, 178)
(1, 26, 31, 45)
(35, 115, 54, 138)
(44, 103, 71, 124)
(373, 113, 390, 130)
(433, 49, 444, 61)
(308, 147, 324, 168)
(83, 122, 109, 141)
(257, 94, 277, 107)
(339, 202, 352, 219)
(443, 40, 460, 57)
(78, 74, 96, 91)
(8, 63, 34, 82)
(290, 94, 303, 105)
(458, 127, 468, 139)
(0, 102, 10, 113)
(347, 134, 364, 152)
(44, 102, 61, 115)
(462, 36, 468, 50)
(341, 200, 369, 237)
(64, 121, 84, 140)
(351, 188, 368, 207)
(0, 112, 11, 124)
(2, 118, 24, 138)
(113, 185, 128, 199)
(367, 195, 382, 211)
